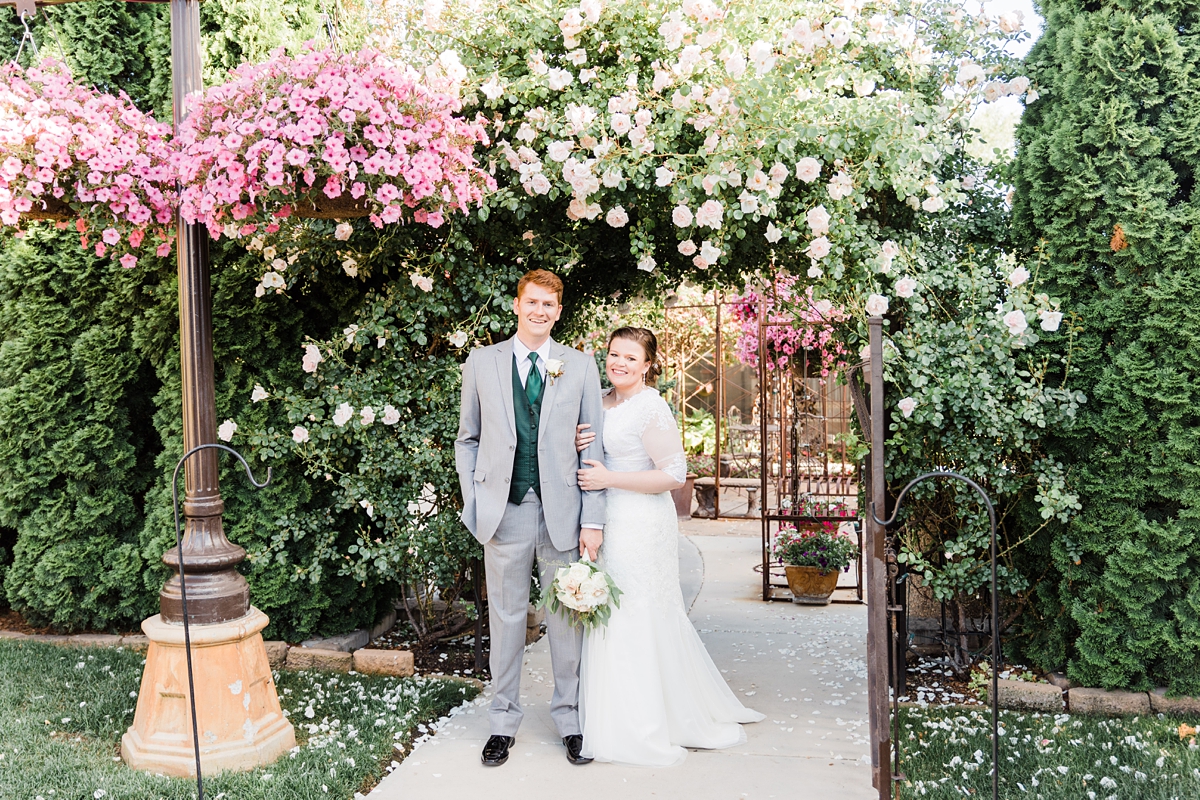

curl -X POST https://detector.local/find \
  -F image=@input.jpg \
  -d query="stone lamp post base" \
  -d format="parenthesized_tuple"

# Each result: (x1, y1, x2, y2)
(121, 607, 296, 776)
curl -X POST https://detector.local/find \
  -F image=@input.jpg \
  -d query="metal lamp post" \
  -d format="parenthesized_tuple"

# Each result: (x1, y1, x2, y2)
(1, 0, 296, 777)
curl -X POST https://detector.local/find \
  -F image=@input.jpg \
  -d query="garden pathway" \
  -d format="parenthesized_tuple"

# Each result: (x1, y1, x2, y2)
(370, 520, 875, 800)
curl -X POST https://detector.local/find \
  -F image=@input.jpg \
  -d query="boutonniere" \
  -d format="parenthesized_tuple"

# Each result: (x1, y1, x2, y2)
(545, 358, 565, 385)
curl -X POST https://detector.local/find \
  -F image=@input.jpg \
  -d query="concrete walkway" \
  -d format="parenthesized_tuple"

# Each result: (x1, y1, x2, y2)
(370, 522, 875, 800)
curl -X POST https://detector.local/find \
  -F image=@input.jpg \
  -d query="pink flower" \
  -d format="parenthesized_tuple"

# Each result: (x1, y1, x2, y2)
(694, 199, 723, 229)
(102, 228, 121, 245)
(120, 253, 138, 269)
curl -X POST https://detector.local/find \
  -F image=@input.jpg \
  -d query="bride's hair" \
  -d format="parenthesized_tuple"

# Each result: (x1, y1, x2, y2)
(608, 327, 662, 384)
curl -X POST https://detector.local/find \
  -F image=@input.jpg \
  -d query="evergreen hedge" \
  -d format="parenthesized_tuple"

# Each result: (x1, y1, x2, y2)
(1011, 1, 1200, 693)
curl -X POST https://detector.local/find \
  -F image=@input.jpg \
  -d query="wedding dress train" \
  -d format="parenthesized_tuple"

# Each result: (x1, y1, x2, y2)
(580, 389, 763, 766)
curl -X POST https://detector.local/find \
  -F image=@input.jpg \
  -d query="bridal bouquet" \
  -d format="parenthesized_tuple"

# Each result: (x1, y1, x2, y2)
(540, 559, 622, 629)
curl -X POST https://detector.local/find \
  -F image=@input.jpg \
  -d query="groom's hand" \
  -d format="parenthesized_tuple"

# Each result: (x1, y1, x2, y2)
(579, 527, 603, 562)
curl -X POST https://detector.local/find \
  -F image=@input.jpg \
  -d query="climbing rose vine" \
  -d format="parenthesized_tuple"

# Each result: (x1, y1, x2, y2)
(0, 58, 176, 266)
(176, 45, 496, 240)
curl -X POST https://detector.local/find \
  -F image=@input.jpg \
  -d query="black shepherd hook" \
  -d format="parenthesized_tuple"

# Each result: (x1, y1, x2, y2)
(872, 471, 999, 800)
(170, 443, 272, 800)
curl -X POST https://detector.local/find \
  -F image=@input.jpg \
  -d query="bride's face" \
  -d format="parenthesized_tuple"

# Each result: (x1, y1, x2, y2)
(606, 337, 650, 390)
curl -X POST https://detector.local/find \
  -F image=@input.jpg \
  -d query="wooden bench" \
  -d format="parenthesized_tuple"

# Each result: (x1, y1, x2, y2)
(693, 477, 761, 518)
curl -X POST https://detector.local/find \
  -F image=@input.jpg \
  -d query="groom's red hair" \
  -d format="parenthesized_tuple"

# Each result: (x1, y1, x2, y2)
(517, 269, 564, 304)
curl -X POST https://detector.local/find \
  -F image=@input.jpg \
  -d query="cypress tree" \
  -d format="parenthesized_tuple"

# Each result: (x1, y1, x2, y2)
(1011, 1, 1200, 692)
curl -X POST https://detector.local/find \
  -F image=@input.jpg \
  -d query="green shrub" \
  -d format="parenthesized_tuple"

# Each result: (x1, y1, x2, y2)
(1011, 1, 1200, 693)
(0, 231, 161, 630)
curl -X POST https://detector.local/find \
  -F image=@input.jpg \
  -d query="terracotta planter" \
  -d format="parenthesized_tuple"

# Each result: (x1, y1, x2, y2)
(292, 179, 371, 219)
(671, 473, 697, 519)
(784, 565, 839, 605)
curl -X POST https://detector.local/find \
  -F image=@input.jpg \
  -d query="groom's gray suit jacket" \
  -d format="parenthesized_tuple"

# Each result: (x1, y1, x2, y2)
(455, 336, 606, 551)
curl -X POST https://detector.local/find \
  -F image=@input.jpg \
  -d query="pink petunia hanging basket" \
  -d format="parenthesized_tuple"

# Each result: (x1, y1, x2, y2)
(176, 45, 496, 238)
(0, 59, 177, 267)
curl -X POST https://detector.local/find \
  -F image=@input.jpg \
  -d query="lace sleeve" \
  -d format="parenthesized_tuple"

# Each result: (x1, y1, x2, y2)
(640, 394, 687, 484)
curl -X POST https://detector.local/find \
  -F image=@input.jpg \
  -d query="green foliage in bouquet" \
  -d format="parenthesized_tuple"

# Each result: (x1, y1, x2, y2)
(537, 559, 623, 630)
(1010, 0, 1200, 694)
(772, 523, 858, 574)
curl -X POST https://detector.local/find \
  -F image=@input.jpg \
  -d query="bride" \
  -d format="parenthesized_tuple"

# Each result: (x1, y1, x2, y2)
(574, 326, 764, 766)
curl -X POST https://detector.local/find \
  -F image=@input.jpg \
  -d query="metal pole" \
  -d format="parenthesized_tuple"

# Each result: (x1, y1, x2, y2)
(759, 295, 769, 601)
(158, 0, 250, 625)
(714, 294, 723, 518)
(866, 317, 893, 797)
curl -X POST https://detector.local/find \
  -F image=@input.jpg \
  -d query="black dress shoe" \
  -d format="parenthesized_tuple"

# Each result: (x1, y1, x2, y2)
(563, 734, 593, 765)
(481, 734, 516, 766)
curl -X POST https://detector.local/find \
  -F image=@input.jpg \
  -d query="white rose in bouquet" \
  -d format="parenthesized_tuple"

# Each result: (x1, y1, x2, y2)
(542, 560, 623, 628)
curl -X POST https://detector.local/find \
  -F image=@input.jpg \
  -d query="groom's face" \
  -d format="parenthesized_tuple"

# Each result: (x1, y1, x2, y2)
(513, 283, 563, 342)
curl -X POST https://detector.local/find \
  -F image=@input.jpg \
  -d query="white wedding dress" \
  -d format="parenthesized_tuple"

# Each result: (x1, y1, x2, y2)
(579, 388, 764, 766)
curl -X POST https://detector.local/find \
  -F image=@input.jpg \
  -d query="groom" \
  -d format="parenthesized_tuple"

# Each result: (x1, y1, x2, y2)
(455, 269, 606, 767)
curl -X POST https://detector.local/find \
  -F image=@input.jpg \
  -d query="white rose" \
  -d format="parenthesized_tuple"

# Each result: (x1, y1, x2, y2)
(898, 397, 917, 418)
(302, 344, 323, 373)
(865, 293, 889, 317)
(609, 113, 631, 135)
(480, 74, 505, 100)
(1038, 309, 1063, 332)
(602, 167, 623, 188)
(921, 195, 946, 213)
(655, 165, 675, 187)
(637, 255, 657, 272)
(333, 403, 354, 427)
(814, 299, 833, 315)
(807, 263, 823, 278)
(699, 240, 722, 265)
(334, 222, 353, 241)
(695, 199, 723, 229)
(606, 206, 629, 227)
(547, 68, 574, 91)
(678, 239, 697, 256)
(1003, 309, 1028, 336)
(217, 419, 237, 442)
(765, 222, 782, 244)
(529, 174, 552, 195)
(251, 384, 269, 403)
(342, 258, 358, 278)
(795, 157, 821, 183)
(580, 574, 610, 607)
(448, 330, 469, 348)
(672, 205, 694, 227)
(382, 405, 401, 425)
(956, 62, 986, 85)
(806, 236, 832, 260)
(291, 425, 310, 444)
(895, 277, 918, 298)
(360, 406, 376, 426)
(410, 273, 434, 292)
(547, 140, 574, 162)
(580, 0, 602, 24)
(806, 205, 831, 236)
(1007, 266, 1031, 287)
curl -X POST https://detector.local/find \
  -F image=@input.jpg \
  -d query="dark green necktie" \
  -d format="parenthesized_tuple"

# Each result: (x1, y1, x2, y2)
(526, 352, 543, 404)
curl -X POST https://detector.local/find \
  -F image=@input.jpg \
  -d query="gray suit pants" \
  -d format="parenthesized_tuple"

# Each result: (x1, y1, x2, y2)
(484, 488, 583, 738)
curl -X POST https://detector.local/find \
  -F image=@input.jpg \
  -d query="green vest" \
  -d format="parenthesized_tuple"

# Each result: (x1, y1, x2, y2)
(509, 356, 545, 504)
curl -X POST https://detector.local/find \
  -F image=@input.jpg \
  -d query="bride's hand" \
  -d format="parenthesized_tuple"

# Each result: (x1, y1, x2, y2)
(575, 423, 596, 453)
(577, 459, 610, 491)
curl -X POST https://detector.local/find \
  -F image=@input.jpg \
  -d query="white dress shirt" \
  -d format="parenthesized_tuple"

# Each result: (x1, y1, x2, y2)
(512, 336, 551, 388)
(513, 336, 601, 532)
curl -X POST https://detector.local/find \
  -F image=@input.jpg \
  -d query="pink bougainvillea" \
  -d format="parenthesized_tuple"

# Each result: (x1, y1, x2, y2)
(176, 45, 496, 238)
(0, 59, 176, 266)
(727, 274, 849, 378)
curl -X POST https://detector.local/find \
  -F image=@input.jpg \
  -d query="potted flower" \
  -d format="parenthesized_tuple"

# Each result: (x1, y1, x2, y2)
(772, 522, 859, 605)
(176, 44, 495, 240)
(0, 59, 176, 266)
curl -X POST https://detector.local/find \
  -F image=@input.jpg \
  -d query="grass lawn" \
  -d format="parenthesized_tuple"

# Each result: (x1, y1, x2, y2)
(897, 706, 1200, 799)
(0, 638, 478, 799)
